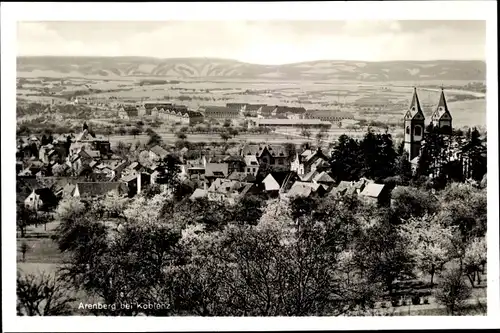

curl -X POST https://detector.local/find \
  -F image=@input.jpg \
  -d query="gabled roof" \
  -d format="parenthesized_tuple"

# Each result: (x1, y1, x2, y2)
(359, 183, 386, 198)
(405, 87, 425, 120)
(313, 171, 335, 183)
(203, 106, 239, 114)
(190, 188, 207, 200)
(149, 145, 169, 159)
(244, 155, 259, 166)
(205, 163, 229, 178)
(228, 171, 257, 183)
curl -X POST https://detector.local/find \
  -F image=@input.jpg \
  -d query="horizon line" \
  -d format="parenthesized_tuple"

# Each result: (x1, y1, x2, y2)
(16, 55, 487, 66)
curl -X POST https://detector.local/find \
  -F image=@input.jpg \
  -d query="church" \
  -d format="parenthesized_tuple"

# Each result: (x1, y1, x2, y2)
(403, 87, 454, 172)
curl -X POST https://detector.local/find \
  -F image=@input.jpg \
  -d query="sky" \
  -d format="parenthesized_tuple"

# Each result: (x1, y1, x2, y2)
(17, 21, 486, 65)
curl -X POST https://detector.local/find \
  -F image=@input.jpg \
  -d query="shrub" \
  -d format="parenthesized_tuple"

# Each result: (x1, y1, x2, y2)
(391, 297, 400, 307)
(423, 297, 429, 304)
(411, 295, 421, 305)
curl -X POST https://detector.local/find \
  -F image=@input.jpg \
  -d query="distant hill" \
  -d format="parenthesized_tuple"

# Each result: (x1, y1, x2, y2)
(17, 57, 486, 81)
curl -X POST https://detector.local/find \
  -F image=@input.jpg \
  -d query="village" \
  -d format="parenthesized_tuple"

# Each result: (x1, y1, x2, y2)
(17, 87, 486, 211)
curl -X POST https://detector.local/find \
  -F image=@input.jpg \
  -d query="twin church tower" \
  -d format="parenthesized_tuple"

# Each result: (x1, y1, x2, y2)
(403, 87, 453, 161)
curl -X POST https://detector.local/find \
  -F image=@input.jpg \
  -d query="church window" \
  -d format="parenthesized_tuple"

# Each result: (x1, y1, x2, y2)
(415, 126, 422, 136)
(406, 126, 410, 134)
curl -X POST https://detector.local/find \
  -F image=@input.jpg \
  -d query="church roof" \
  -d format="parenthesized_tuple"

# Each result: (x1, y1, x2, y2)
(405, 87, 425, 120)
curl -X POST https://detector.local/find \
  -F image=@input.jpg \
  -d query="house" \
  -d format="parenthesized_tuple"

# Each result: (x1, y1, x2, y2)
(240, 144, 290, 170)
(228, 171, 257, 183)
(144, 103, 173, 116)
(330, 178, 373, 197)
(261, 171, 299, 197)
(243, 104, 267, 117)
(208, 155, 246, 174)
(73, 182, 128, 199)
(159, 109, 204, 125)
(257, 106, 276, 117)
(359, 183, 391, 206)
(243, 155, 260, 176)
(24, 188, 58, 211)
(206, 178, 254, 205)
(149, 145, 169, 161)
(180, 159, 206, 180)
(291, 148, 329, 176)
(226, 103, 249, 113)
(204, 162, 229, 184)
(121, 172, 151, 197)
(286, 181, 329, 199)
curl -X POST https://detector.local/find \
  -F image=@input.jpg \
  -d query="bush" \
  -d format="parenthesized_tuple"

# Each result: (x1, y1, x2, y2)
(411, 295, 421, 305)
(434, 268, 472, 315)
(423, 297, 429, 304)
(391, 297, 400, 307)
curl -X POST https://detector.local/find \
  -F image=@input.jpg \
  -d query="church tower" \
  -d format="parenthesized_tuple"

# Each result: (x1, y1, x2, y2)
(403, 87, 426, 161)
(431, 87, 453, 135)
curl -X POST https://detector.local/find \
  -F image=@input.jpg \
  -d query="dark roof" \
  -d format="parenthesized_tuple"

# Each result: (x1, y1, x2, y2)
(226, 103, 248, 109)
(205, 163, 229, 178)
(241, 144, 289, 158)
(228, 171, 257, 183)
(145, 103, 172, 111)
(246, 104, 267, 111)
(306, 110, 354, 119)
(75, 182, 128, 198)
(33, 188, 58, 204)
(259, 106, 275, 114)
(203, 106, 239, 114)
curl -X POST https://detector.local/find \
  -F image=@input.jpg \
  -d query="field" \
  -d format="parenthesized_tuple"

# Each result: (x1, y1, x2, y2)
(16, 75, 487, 129)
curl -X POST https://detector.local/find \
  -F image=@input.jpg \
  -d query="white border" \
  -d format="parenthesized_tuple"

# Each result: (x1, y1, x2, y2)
(2, 1, 498, 331)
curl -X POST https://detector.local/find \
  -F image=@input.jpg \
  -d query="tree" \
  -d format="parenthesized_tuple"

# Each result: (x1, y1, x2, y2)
(316, 131, 325, 144)
(463, 237, 487, 287)
(228, 128, 239, 138)
(129, 127, 141, 138)
(17, 272, 76, 316)
(17, 204, 38, 238)
(329, 134, 362, 182)
(354, 219, 415, 296)
(220, 132, 231, 142)
(20, 242, 30, 262)
(176, 132, 187, 140)
(434, 268, 472, 315)
(147, 131, 163, 147)
(301, 128, 311, 139)
(399, 215, 455, 285)
(223, 119, 232, 128)
(231, 195, 265, 225)
(118, 127, 127, 136)
(390, 186, 438, 221)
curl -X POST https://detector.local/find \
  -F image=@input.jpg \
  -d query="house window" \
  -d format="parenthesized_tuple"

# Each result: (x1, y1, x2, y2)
(414, 125, 422, 136)
(406, 126, 410, 135)
(252, 168, 256, 172)
(278, 159, 284, 165)
(247, 167, 251, 172)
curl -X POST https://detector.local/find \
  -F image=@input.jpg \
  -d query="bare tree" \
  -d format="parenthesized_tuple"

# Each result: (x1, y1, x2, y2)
(17, 271, 76, 316)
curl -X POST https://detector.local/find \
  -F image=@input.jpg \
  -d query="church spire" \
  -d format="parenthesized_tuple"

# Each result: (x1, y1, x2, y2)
(409, 87, 423, 113)
(437, 86, 449, 112)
